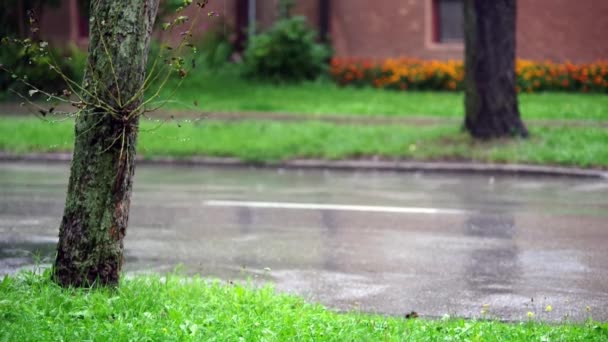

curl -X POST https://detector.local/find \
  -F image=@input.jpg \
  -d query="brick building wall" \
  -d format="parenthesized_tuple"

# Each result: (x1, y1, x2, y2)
(314, 0, 608, 62)
(517, 0, 608, 62)
(40, 0, 75, 43)
(40, 0, 608, 63)
(326, 0, 462, 60)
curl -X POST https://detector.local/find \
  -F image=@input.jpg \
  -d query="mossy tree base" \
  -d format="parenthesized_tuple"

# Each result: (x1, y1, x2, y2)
(53, 0, 160, 287)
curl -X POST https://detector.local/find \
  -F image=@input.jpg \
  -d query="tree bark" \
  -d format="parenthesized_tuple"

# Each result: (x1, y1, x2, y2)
(463, 0, 528, 139)
(53, 0, 160, 287)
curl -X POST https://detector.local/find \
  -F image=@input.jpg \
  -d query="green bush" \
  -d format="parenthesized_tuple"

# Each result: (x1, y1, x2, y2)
(0, 42, 85, 98)
(242, 16, 331, 82)
(197, 19, 234, 69)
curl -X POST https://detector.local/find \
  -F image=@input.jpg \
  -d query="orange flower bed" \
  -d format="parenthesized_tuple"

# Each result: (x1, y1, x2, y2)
(330, 57, 608, 93)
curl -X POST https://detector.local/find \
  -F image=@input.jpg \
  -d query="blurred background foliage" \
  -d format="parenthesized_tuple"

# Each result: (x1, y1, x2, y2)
(3, 0, 603, 98)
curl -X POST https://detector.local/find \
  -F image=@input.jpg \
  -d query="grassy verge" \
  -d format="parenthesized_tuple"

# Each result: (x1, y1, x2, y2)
(156, 68, 608, 120)
(1, 116, 607, 168)
(1, 272, 606, 341)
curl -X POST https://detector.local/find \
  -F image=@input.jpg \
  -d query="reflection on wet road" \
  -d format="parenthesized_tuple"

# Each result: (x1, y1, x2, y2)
(1, 161, 607, 322)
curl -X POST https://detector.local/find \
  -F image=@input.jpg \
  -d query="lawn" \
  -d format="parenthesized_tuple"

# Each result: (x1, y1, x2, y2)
(1, 116, 607, 168)
(1, 272, 606, 341)
(154, 68, 608, 121)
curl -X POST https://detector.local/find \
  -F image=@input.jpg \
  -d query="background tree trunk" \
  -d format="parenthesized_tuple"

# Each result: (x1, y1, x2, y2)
(464, 0, 528, 139)
(53, 0, 160, 287)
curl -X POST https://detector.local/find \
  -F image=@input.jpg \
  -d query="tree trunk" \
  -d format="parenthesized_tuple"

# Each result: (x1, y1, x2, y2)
(53, 0, 160, 287)
(463, 0, 528, 139)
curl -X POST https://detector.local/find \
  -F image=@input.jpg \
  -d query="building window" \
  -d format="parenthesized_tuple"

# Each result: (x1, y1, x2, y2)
(433, 0, 464, 43)
(78, 13, 89, 39)
(76, 0, 89, 39)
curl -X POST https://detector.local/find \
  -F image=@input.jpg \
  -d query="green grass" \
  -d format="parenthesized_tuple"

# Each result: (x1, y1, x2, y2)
(157, 68, 608, 120)
(1, 116, 607, 168)
(1, 272, 606, 341)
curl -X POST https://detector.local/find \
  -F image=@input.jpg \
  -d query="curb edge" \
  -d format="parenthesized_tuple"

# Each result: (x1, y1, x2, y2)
(1, 152, 606, 179)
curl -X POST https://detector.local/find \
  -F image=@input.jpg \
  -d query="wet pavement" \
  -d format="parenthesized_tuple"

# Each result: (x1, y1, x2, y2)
(1, 161, 607, 322)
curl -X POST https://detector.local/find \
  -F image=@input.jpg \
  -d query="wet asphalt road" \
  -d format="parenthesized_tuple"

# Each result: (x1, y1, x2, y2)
(1, 161, 607, 322)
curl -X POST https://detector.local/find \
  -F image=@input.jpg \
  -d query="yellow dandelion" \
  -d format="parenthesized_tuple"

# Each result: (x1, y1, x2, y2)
(527, 311, 535, 318)
(545, 305, 552, 312)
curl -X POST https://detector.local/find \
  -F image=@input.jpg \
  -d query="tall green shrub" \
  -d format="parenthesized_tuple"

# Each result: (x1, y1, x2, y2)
(242, 16, 331, 82)
(198, 18, 234, 69)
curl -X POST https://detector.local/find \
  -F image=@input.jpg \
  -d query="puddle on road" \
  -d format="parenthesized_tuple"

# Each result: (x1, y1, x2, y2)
(1, 161, 607, 321)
